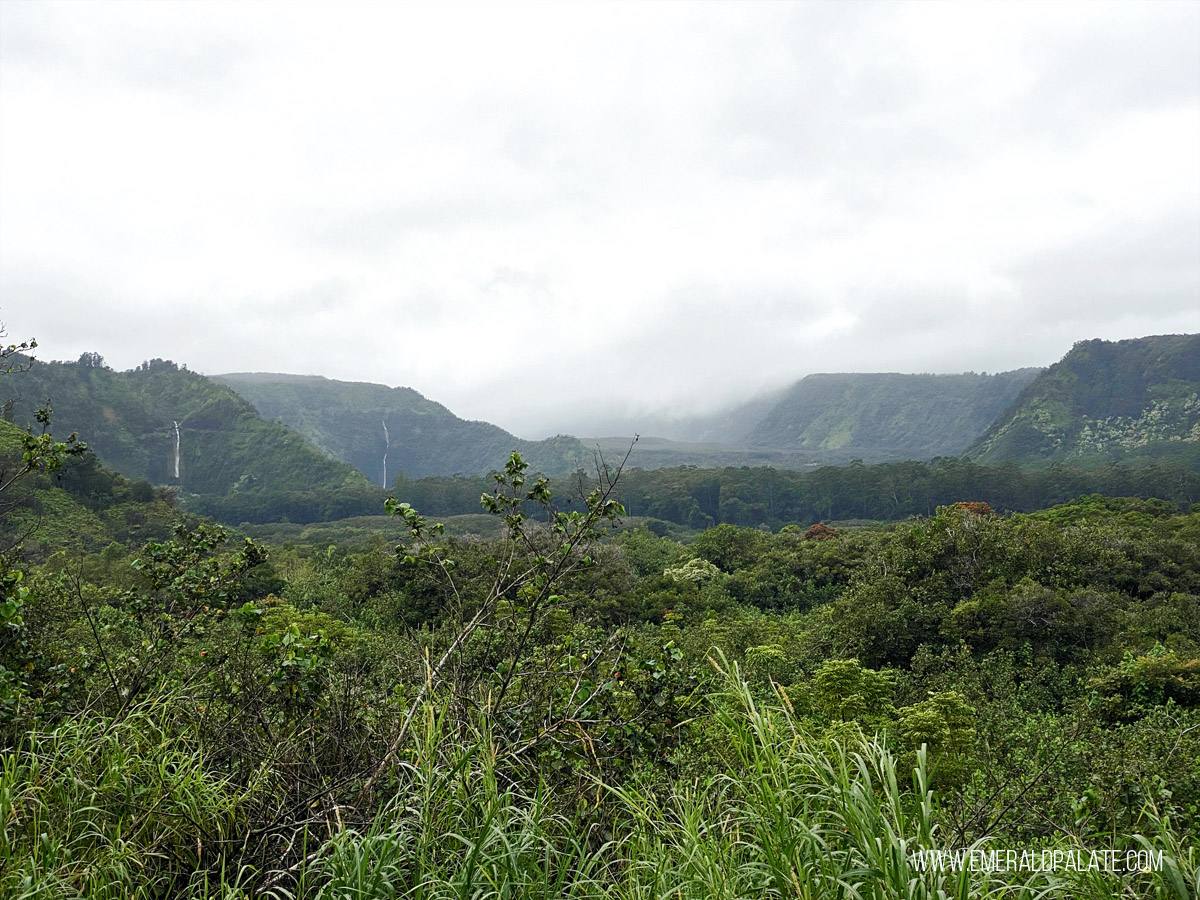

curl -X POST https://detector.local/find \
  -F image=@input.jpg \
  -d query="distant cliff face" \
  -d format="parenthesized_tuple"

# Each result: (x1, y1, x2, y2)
(967, 334, 1200, 466)
(213, 373, 587, 481)
(1, 360, 369, 496)
(743, 369, 1043, 461)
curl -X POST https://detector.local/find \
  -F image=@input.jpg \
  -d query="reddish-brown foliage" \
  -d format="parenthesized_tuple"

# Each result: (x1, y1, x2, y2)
(803, 522, 838, 541)
(953, 501, 995, 516)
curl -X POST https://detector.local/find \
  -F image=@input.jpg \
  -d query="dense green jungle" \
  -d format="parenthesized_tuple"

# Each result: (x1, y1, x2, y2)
(2, 338, 1199, 899)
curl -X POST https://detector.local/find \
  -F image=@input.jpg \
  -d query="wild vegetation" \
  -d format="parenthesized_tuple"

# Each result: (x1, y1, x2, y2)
(2, 443, 1198, 896)
(396, 455, 1200, 531)
(2, 332, 1198, 897)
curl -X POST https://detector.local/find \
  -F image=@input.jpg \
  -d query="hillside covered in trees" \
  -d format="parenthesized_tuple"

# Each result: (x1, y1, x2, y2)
(969, 334, 1200, 467)
(214, 372, 587, 481)
(743, 369, 1042, 460)
(1, 357, 386, 523)
(0, 419, 182, 559)
(3, 357, 371, 496)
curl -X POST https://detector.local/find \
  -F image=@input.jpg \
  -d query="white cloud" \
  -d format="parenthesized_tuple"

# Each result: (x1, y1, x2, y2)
(2, 0, 1197, 437)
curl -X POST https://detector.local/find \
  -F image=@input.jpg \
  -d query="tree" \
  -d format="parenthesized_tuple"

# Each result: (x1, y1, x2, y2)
(1, 330, 89, 531)
(0, 331, 88, 716)
(360, 446, 634, 798)
(1, 325, 36, 375)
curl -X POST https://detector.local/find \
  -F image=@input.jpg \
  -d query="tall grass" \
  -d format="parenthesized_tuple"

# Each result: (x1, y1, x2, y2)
(602, 661, 1013, 900)
(0, 703, 254, 900)
(291, 702, 609, 900)
(4, 671, 1194, 899)
(290, 663, 1019, 899)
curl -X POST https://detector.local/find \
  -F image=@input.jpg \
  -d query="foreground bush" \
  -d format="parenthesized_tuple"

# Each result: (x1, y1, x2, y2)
(3, 665, 1195, 899)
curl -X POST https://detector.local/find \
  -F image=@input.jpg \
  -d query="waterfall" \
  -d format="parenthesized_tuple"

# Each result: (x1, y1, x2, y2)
(171, 421, 181, 480)
(381, 419, 390, 488)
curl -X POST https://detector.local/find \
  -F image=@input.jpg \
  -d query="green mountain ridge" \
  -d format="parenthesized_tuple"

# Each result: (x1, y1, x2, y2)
(1, 358, 371, 498)
(213, 373, 589, 481)
(4, 334, 1194, 526)
(967, 334, 1200, 466)
(741, 369, 1043, 460)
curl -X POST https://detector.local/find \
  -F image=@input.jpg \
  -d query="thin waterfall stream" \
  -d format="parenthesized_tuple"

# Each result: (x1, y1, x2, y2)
(381, 420, 390, 488)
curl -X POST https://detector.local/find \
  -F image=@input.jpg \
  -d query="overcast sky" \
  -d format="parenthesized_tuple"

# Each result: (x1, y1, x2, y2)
(2, 0, 1198, 438)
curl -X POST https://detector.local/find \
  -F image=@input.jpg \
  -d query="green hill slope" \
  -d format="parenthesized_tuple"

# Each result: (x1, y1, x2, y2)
(0, 419, 181, 558)
(1, 358, 372, 498)
(213, 373, 588, 481)
(744, 369, 1042, 461)
(967, 334, 1200, 466)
